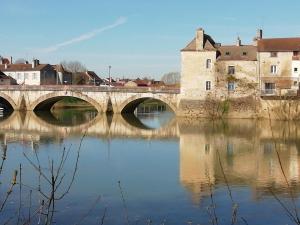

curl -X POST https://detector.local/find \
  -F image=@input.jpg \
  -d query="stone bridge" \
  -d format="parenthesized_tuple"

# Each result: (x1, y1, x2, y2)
(0, 86, 179, 113)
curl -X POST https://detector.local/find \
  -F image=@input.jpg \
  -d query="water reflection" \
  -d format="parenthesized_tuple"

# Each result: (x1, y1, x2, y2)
(1, 110, 300, 224)
(179, 119, 300, 202)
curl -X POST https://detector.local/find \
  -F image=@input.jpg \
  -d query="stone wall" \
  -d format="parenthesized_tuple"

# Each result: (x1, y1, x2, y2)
(180, 51, 217, 99)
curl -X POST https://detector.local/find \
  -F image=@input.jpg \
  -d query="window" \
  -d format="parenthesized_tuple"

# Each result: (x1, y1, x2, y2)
(242, 52, 247, 56)
(228, 66, 235, 75)
(205, 144, 210, 154)
(227, 143, 234, 155)
(205, 81, 211, 90)
(17, 73, 21, 79)
(228, 82, 235, 91)
(225, 52, 230, 56)
(33, 73, 37, 80)
(24, 73, 28, 79)
(270, 52, 278, 57)
(294, 81, 298, 86)
(264, 83, 275, 94)
(270, 65, 277, 74)
(206, 59, 212, 69)
(294, 68, 298, 73)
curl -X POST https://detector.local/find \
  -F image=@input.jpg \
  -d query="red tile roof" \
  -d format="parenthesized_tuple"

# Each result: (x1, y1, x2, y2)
(181, 34, 217, 51)
(0, 63, 48, 72)
(217, 45, 257, 61)
(258, 38, 300, 52)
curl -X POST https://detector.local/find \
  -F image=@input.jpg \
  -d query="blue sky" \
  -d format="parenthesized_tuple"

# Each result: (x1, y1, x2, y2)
(1, 0, 300, 79)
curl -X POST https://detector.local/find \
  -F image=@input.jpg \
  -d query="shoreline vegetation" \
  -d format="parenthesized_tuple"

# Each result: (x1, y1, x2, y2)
(52, 97, 94, 109)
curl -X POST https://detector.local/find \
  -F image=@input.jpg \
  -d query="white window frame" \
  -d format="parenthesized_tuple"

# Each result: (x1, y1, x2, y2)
(270, 65, 277, 74)
(205, 81, 211, 91)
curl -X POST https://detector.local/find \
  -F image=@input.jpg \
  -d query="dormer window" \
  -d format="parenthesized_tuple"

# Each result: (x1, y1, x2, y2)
(242, 52, 247, 56)
(270, 52, 278, 57)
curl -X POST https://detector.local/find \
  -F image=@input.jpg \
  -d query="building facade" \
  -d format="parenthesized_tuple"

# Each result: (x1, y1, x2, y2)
(0, 59, 57, 85)
(181, 28, 300, 102)
(258, 38, 300, 96)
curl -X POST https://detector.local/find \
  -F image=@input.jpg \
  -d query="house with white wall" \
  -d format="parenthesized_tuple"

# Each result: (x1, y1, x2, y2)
(0, 59, 57, 85)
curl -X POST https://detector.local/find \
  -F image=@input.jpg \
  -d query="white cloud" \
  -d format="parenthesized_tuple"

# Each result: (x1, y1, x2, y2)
(39, 17, 127, 53)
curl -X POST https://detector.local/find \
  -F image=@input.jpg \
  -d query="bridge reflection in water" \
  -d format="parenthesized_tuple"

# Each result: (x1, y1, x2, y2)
(1, 111, 300, 203)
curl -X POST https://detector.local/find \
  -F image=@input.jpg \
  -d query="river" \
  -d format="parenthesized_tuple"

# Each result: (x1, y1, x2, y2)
(0, 109, 300, 225)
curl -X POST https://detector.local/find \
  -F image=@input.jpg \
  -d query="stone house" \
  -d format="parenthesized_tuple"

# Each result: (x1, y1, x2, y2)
(124, 80, 138, 87)
(52, 64, 73, 85)
(73, 71, 103, 85)
(258, 38, 300, 96)
(0, 59, 57, 85)
(181, 28, 300, 103)
(181, 28, 258, 101)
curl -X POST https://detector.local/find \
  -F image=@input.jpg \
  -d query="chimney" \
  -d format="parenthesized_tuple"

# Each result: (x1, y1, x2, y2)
(32, 59, 39, 68)
(256, 29, 263, 40)
(236, 37, 241, 46)
(195, 28, 204, 51)
(10, 56, 13, 64)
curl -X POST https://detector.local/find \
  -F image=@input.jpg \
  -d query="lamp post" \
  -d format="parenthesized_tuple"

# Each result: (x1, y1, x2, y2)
(108, 65, 111, 86)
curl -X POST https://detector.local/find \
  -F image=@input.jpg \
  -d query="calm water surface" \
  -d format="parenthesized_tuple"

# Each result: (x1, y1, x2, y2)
(0, 109, 300, 225)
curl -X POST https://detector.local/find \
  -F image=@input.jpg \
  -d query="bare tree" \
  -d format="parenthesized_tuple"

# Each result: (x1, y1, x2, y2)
(161, 72, 180, 85)
(14, 58, 27, 64)
(60, 60, 87, 73)
(60, 60, 87, 85)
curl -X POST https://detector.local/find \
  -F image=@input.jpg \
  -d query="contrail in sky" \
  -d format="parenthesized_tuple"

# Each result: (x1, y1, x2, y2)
(40, 17, 127, 53)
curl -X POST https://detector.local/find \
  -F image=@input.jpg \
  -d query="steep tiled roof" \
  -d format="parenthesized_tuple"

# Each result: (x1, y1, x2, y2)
(86, 71, 102, 81)
(217, 45, 257, 61)
(0, 70, 9, 78)
(258, 38, 300, 52)
(0, 63, 48, 72)
(181, 34, 217, 51)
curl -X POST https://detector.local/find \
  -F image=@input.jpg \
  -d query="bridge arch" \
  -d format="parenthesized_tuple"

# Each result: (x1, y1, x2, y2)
(0, 92, 17, 110)
(119, 94, 177, 114)
(30, 92, 103, 112)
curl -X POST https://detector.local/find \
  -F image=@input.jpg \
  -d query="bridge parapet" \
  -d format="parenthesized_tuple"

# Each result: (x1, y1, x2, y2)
(0, 85, 180, 94)
(0, 85, 180, 113)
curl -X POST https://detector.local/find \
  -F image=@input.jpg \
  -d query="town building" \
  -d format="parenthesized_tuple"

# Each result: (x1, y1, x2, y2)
(73, 71, 103, 85)
(0, 71, 16, 85)
(0, 59, 57, 85)
(52, 64, 72, 85)
(181, 28, 300, 102)
(181, 28, 259, 101)
(258, 37, 300, 96)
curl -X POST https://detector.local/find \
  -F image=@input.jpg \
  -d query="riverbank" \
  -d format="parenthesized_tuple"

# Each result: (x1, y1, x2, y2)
(52, 97, 94, 109)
